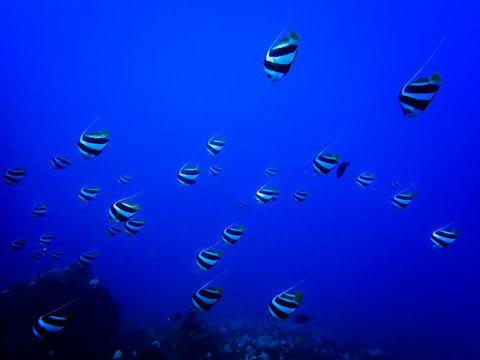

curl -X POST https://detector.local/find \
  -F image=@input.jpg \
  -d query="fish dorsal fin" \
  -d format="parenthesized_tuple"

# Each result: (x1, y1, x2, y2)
(101, 129, 109, 136)
(123, 201, 133, 205)
(216, 249, 223, 256)
(430, 72, 443, 82)
(290, 30, 299, 41)
(195, 165, 200, 170)
(404, 36, 445, 87)
(276, 37, 289, 45)
(87, 131, 101, 136)
(412, 77, 430, 83)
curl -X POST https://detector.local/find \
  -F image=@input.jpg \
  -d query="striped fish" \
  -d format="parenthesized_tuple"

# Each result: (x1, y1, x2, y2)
(255, 186, 278, 204)
(391, 181, 400, 190)
(77, 129, 109, 159)
(39, 233, 54, 248)
(10, 239, 27, 251)
(3, 167, 26, 185)
(124, 219, 145, 236)
(392, 191, 417, 209)
(106, 225, 122, 237)
(238, 201, 247, 210)
(51, 250, 63, 260)
(399, 73, 442, 118)
(32, 249, 46, 261)
(32, 204, 48, 217)
(79, 186, 100, 202)
(51, 156, 72, 169)
(356, 173, 376, 188)
(118, 175, 132, 184)
(269, 291, 303, 321)
(196, 249, 222, 271)
(209, 166, 222, 176)
(222, 225, 245, 245)
(266, 166, 278, 177)
(313, 153, 340, 176)
(264, 30, 299, 81)
(177, 165, 200, 186)
(33, 312, 72, 339)
(78, 252, 97, 266)
(431, 227, 460, 248)
(206, 137, 226, 155)
(294, 190, 309, 203)
(192, 286, 224, 312)
(109, 200, 140, 222)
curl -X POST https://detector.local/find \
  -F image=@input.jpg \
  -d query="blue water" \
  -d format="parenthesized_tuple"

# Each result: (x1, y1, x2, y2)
(1, 1, 480, 359)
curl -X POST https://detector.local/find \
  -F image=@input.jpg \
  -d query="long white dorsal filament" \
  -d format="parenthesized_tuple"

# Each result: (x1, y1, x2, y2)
(283, 278, 307, 293)
(118, 189, 148, 202)
(398, 182, 418, 194)
(202, 240, 223, 252)
(269, 11, 293, 48)
(82, 117, 99, 136)
(181, 153, 198, 171)
(406, 36, 446, 85)
(320, 138, 340, 154)
(201, 269, 229, 289)
(45, 299, 78, 316)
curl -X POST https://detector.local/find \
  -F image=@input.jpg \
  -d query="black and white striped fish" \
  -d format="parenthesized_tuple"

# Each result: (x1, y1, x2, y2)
(356, 173, 376, 188)
(313, 153, 340, 176)
(264, 30, 299, 81)
(32, 204, 48, 217)
(266, 166, 279, 177)
(196, 249, 222, 271)
(10, 239, 27, 251)
(77, 129, 110, 159)
(206, 137, 226, 155)
(78, 252, 97, 266)
(431, 227, 460, 248)
(399, 73, 442, 118)
(32, 249, 46, 261)
(51, 250, 63, 260)
(391, 181, 400, 190)
(209, 166, 222, 176)
(222, 225, 245, 245)
(238, 201, 247, 210)
(3, 167, 26, 185)
(177, 165, 200, 186)
(78, 186, 100, 202)
(118, 175, 132, 184)
(51, 156, 72, 169)
(124, 219, 145, 236)
(39, 233, 54, 248)
(33, 312, 72, 339)
(109, 200, 140, 222)
(392, 190, 417, 209)
(106, 225, 122, 237)
(269, 291, 303, 321)
(255, 186, 278, 204)
(192, 286, 224, 312)
(294, 190, 309, 203)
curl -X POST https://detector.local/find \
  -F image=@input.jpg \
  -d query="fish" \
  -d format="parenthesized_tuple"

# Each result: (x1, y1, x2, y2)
(399, 72, 442, 118)
(124, 219, 146, 236)
(177, 165, 200, 186)
(255, 186, 279, 204)
(39, 233, 54, 248)
(118, 175, 133, 184)
(222, 225, 245, 245)
(32, 249, 47, 261)
(264, 30, 299, 81)
(209, 166, 222, 176)
(3, 167, 26, 185)
(51, 156, 72, 169)
(206, 137, 226, 155)
(51, 250, 63, 260)
(167, 313, 184, 322)
(192, 286, 224, 312)
(32, 204, 48, 217)
(106, 225, 122, 237)
(266, 166, 279, 177)
(294, 313, 312, 323)
(271, 189, 281, 201)
(33, 312, 73, 339)
(109, 200, 140, 222)
(269, 290, 303, 320)
(294, 190, 309, 203)
(238, 201, 247, 210)
(392, 190, 417, 208)
(196, 249, 222, 271)
(336, 161, 350, 178)
(431, 227, 460, 248)
(391, 181, 400, 190)
(356, 173, 376, 188)
(78, 186, 100, 202)
(78, 252, 97, 266)
(313, 153, 340, 176)
(77, 129, 110, 159)
(10, 239, 27, 251)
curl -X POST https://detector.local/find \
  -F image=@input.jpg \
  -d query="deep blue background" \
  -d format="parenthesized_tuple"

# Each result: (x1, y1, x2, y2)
(1, 1, 479, 359)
